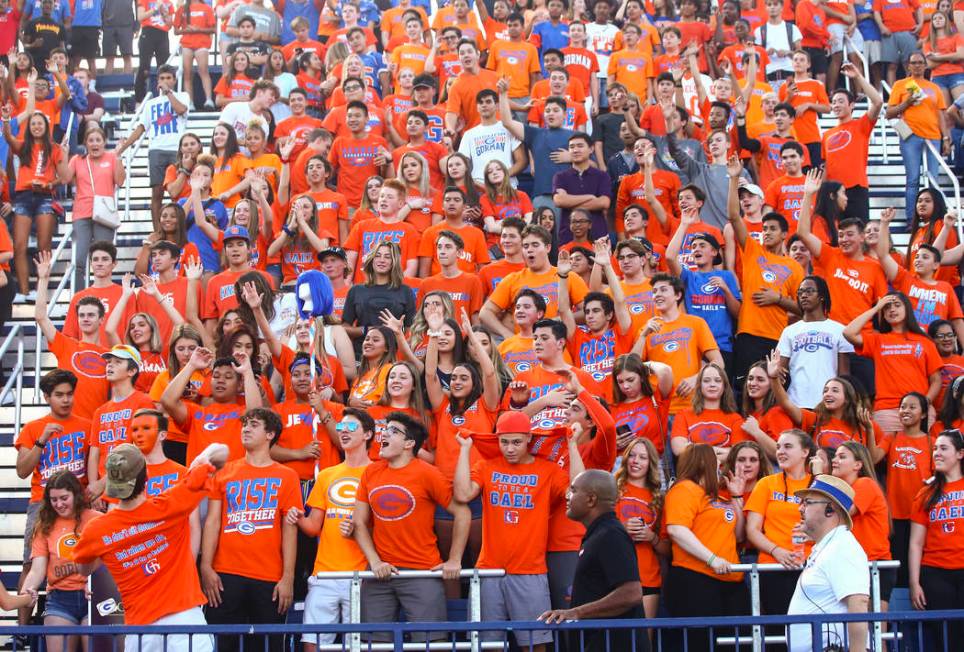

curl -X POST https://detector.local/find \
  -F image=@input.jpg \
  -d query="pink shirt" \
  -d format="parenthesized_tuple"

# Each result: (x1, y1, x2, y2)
(69, 152, 119, 219)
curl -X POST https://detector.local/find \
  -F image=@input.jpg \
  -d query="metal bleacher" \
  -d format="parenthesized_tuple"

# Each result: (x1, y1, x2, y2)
(0, 73, 958, 622)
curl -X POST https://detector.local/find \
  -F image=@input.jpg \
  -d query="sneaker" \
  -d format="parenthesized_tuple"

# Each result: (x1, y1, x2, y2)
(12, 293, 26, 304)
(25, 290, 37, 302)
(203, 99, 215, 110)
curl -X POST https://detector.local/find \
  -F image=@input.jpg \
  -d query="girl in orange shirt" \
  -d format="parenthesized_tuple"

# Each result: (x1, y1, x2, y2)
(430, 153, 484, 226)
(214, 51, 255, 107)
(470, 325, 514, 395)
(615, 437, 669, 620)
(878, 391, 932, 587)
(611, 353, 673, 455)
(267, 195, 330, 288)
(21, 471, 98, 644)
(216, 323, 275, 403)
(163, 132, 203, 202)
(349, 175, 384, 229)
(149, 324, 209, 464)
(400, 290, 455, 367)
(811, 180, 847, 245)
(745, 429, 815, 618)
(740, 359, 795, 460)
(924, 10, 964, 105)
(928, 319, 964, 412)
(371, 360, 434, 461)
(209, 123, 246, 208)
(133, 202, 199, 276)
(831, 441, 895, 609)
(349, 326, 396, 407)
(174, 0, 216, 110)
(909, 429, 964, 644)
(670, 363, 748, 457)
(480, 160, 535, 249)
(722, 441, 773, 520)
(664, 444, 748, 650)
(396, 151, 434, 233)
(906, 188, 959, 286)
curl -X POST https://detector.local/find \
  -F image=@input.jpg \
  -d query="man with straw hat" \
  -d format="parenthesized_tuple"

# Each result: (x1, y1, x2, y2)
(787, 474, 870, 652)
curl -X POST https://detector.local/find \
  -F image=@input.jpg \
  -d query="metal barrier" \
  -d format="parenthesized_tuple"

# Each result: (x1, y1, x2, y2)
(716, 560, 900, 652)
(33, 224, 75, 402)
(121, 92, 153, 223)
(0, 326, 24, 433)
(9, 610, 964, 652)
(312, 569, 505, 652)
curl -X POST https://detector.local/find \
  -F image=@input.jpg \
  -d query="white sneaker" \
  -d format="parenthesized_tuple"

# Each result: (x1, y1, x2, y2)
(203, 99, 215, 110)
(26, 290, 37, 302)
(12, 293, 26, 304)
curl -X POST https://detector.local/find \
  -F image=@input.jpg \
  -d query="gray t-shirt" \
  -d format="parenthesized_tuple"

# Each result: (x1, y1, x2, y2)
(101, 0, 134, 27)
(667, 132, 749, 231)
(224, 4, 281, 48)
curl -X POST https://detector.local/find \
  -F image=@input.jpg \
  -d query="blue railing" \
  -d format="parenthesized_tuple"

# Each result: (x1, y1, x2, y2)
(8, 610, 964, 652)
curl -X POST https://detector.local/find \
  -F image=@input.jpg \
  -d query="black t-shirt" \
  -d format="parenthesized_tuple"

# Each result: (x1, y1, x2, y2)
(591, 112, 626, 164)
(571, 511, 648, 652)
(341, 283, 415, 356)
(25, 17, 64, 64)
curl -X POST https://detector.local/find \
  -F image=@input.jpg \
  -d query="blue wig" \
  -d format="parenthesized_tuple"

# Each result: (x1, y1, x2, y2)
(295, 270, 334, 319)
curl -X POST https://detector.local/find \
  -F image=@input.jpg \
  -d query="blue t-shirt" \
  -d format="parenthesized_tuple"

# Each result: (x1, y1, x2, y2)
(855, 0, 881, 41)
(70, 0, 102, 27)
(360, 52, 386, 94)
(524, 124, 575, 196)
(179, 197, 229, 272)
(680, 268, 741, 353)
(531, 20, 570, 55)
(279, 0, 321, 47)
(24, 0, 71, 22)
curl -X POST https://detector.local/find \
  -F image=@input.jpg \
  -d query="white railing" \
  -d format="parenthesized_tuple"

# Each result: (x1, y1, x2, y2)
(33, 225, 76, 402)
(122, 93, 154, 223)
(0, 325, 24, 434)
(715, 560, 900, 652)
(312, 569, 505, 652)
(922, 140, 964, 242)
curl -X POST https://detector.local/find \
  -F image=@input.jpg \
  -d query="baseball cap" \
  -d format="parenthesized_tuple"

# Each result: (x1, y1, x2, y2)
(412, 74, 437, 89)
(495, 411, 531, 436)
(104, 444, 146, 500)
(794, 474, 855, 530)
(317, 246, 348, 262)
(690, 232, 724, 266)
(223, 225, 250, 243)
(738, 184, 765, 199)
(102, 344, 143, 367)
(150, 240, 181, 257)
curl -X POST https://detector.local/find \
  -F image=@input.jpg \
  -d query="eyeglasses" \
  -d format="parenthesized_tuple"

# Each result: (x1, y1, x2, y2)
(802, 499, 831, 508)
(935, 332, 956, 339)
(336, 421, 360, 433)
(384, 425, 407, 438)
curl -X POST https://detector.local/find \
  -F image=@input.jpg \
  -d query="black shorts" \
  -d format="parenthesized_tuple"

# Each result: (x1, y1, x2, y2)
(70, 26, 100, 58)
(804, 46, 829, 75)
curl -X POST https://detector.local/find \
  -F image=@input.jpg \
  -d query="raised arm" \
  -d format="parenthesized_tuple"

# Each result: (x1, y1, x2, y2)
(104, 273, 136, 346)
(665, 211, 696, 276)
(161, 347, 213, 425)
(876, 208, 900, 281)
(461, 308, 500, 410)
(841, 62, 882, 123)
(138, 274, 185, 328)
(33, 251, 58, 343)
(766, 349, 803, 426)
(796, 167, 825, 259)
(423, 309, 447, 410)
(556, 250, 577, 338)
(453, 434, 482, 503)
(497, 78, 525, 141)
(595, 238, 631, 335)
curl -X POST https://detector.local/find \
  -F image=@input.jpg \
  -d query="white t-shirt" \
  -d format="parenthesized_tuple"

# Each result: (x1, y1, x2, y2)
(585, 23, 620, 78)
(457, 122, 521, 185)
(777, 318, 854, 409)
(218, 102, 271, 152)
(754, 21, 803, 75)
(139, 92, 190, 152)
(787, 526, 869, 652)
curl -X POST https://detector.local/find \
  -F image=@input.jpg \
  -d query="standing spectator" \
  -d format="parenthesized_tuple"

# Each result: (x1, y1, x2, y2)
(0, 0, 21, 64)
(444, 39, 499, 136)
(102, 0, 136, 75)
(821, 63, 883, 220)
(68, 0, 102, 78)
(47, 49, 89, 154)
(175, 0, 216, 110)
(585, 0, 620, 104)
(225, 0, 282, 51)
(885, 52, 951, 223)
(529, 0, 569, 64)
(923, 10, 964, 105)
(874, 0, 923, 87)
(61, 126, 125, 291)
(457, 89, 525, 186)
(74, 68, 104, 140)
(21, 0, 66, 65)
(277, 0, 322, 45)
(115, 65, 190, 229)
(134, 0, 174, 103)
(201, 409, 300, 652)
(755, 0, 802, 92)
(552, 134, 613, 244)
(778, 50, 831, 167)
(487, 12, 541, 109)
(217, 80, 275, 150)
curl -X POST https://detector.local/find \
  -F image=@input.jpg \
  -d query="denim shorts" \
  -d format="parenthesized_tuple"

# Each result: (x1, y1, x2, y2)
(933, 72, 964, 91)
(13, 190, 56, 219)
(43, 589, 88, 624)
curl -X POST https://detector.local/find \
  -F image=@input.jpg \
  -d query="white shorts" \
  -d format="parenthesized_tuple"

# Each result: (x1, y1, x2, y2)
(125, 607, 213, 652)
(829, 23, 864, 55)
(302, 576, 352, 645)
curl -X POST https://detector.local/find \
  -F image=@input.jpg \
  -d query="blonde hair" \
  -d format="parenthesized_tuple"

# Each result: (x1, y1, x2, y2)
(362, 240, 404, 289)
(397, 151, 430, 197)
(126, 312, 163, 354)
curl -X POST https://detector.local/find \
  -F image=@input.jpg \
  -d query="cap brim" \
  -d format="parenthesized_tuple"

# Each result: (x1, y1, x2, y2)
(104, 479, 136, 500)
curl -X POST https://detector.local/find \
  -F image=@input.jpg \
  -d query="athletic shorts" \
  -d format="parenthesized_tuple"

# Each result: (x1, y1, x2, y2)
(44, 589, 88, 624)
(148, 150, 178, 187)
(480, 575, 553, 645)
(829, 23, 863, 55)
(302, 577, 351, 645)
(933, 72, 964, 91)
(102, 26, 135, 57)
(124, 607, 213, 652)
(863, 39, 882, 65)
(70, 26, 101, 59)
(880, 31, 917, 64)
(361, 576, 446, 642)
(804, 47, 829, 75)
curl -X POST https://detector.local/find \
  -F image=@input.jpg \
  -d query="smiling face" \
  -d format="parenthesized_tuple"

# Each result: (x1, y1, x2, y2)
(128, 315, 153, 347)
(744, 366, 771, 401)
(933, 434, 964, 474)
(932, 322, 957, 355)
(821, 379, 846, 412)
(48, 487, 75, 518)
(387, 363, 415, 399)
(362, 327, 387, 359)
(513, 295, 541, 327)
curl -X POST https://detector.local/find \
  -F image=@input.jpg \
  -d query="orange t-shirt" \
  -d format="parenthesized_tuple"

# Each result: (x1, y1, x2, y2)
(330, 133, 390, 205)
(924, 34, 964, 78)
(148, 369, 209, 445)
(778, 79, 828, 145)
(212, 153, 246, 208)
(508, 366, 606, 433)
(530, 77, 587, 102)
(180, 400, 246, 465)
(91, 391, 157, 475)
(478, 259, 525, 295)
(813, 245, 888, 329)
(799, 409, 883, 449)
(16, 414, 90, 503)
(615, 170, 680, 241)
(822, 115, 874, 188)
(616, 483, 663, 588)
(307, 461, 369, 573)
(487, 39, 542, 97)
(356, 458, 454, 568)
(391, 140, 448, 192)
(72, 464, 212, 625)
(271, 345, 348, 403)
(342, 218, 422, 284)
(891, 267, 964, 329)
(134, 351, 167, 395)
(878, 431, 932, 519)
(612, 278, 658, 340)
(350, 364, 391, 405)
(145, 458, 187, 496)
(274, 115, 325, 159)
(858, 330, 942, 410)
(48, 333, 109, 421)
(567, 324, 635, 399)
(561, 47, 599, 90)
(641, 313, 720, 414)
(416, 222, 491, 275)
(163, 165, 192, 201)
(471, 455, 568, 573)
(213, 73, 255, 102)
(664, 479, 743, 581)
(745, 472, 814, 564)
(488, 266, 589, 320)
(613, 394, 671, 455)
(209, 459, 302, 582)
(607, 48, 654, 100)
(764, 173, 808, 227)
(135, 277, 199, 352)
(63, 283, 135, 347)
(888, 77, 946, 141)
(420, 272, 486, 317)
(911, 476, 964, 569)
(498, 334, 538, 376)
(671, 408, 750, 449)
(850, 476, 892, 561)
(909, 222, 961, 287)
(273, 399, 343, 480)
(32, 510, 99, 591)
(14, 135, 64, 192)
(379, 5, 428, 41)
(431, 396, 498, 482)
(445, 69, 501, 132)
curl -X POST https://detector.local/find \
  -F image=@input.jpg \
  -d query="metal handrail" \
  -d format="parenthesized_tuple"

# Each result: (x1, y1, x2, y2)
(921, 139, 963, 242)
(121, 92, 153, 223)
(0, 339, 25, 434)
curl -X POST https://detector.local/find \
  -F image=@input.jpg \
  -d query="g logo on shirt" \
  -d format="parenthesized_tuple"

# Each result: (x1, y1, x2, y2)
(236, 521, 257, 535)
(56, 533, 79, 559)
(824, 130, 852, 153)
(72, 351, 107, 378)
(327, 477, 360, 508)
(369, 484, 416, 521)
(617, 497, 656, 526)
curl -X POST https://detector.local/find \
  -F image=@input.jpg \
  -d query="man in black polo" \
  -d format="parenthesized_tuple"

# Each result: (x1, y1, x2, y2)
(539, 469, 648, 652)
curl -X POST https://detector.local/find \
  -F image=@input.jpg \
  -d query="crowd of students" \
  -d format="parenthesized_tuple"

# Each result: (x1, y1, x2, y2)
(5, 0, 964, 650)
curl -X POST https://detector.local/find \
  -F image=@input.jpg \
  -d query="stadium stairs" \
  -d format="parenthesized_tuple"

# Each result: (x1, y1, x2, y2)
(0, 86, 955, 628)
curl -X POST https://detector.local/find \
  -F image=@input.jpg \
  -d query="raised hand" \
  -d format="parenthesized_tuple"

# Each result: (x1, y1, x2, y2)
(802, 167, 823, 195)
(189, 346, 215, 370)
(379, 308, 404, 335)
(241, 280, 263, 309)
(726, 153, 743, 179)
(557, 249, 572, 276)
(593, 237, 612, 266)
(34, 250, 53, 280)
(880, 206, 896, 224)
(120, 272, 134, 298)
(138, 273, 160, 298)
(508, 380, 530, 406)
(184, 256, 203, 281)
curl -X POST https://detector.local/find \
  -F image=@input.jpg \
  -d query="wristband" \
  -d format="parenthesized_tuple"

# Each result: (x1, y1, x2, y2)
(509, 398, 528, 409)
(34, 439, 47, 449)
(769, 544, 778, 555)
(706, 554, 716, 567)
(426, 330, 442, 338)
(282, 225, 296, 237)
(731, 494, 743, 499)
(557, 273, 569, 279)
